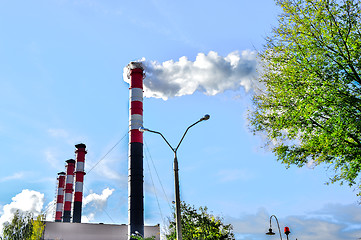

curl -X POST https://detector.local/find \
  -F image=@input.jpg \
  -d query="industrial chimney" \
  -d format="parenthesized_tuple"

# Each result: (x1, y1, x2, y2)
(63, 159, 76, 222)
(55, 172, 66, 222)
(127, 62, 144, 238)
(73, 143, 87, 223)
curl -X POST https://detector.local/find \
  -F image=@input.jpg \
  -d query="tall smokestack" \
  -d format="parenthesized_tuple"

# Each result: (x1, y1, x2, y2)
(127, 62, 144, 238)
(55, 171, 66, 222)
(63, 159, 75, 222)
(72, 143, 87, 223)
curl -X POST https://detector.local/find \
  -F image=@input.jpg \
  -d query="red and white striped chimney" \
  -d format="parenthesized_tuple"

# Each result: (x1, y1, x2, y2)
(55, 171, 66, 222)
(63, 159, 75, 222)
(72, 143, 87, 223)
(127, 62, 144, 238)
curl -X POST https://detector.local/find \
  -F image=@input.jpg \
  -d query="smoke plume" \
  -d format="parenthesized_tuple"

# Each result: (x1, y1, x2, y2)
(123, 51, 258, 100)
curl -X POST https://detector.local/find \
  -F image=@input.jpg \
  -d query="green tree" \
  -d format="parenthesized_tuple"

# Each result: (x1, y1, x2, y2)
(2, 210, 33, 240)
(249, 0, 361, 194)
(30, 214, 45, 240)
(130, 235, 155, 240)
(1, 210, 45, 240)
(165, 202, 234, 240)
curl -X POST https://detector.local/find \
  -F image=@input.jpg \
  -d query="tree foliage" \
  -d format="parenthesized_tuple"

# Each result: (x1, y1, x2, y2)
(249, 0, 361, 194)
(2, 210, 33, 240)
(130, 235, 155, 240)
(30, 214, 45, 240)
(165, 202, 234, 240)
(1, 210, 45, 240)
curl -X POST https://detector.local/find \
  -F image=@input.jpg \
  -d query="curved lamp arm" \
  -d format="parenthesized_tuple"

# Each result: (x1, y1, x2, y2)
(270, 215, 283, 240)
(140, 127, 174, 152)
(140, 114, 210, 154)
(175, 114, 210, 151)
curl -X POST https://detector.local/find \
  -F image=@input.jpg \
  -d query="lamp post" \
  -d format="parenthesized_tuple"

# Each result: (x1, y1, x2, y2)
(266, 215, 293, 240)
(140, 114, 210, 240)
(266, 215, 283, 240)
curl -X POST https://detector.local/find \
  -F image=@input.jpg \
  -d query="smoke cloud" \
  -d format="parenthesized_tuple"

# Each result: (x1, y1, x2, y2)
(0, 189, 44, 233)
(123, 51, 258, 100)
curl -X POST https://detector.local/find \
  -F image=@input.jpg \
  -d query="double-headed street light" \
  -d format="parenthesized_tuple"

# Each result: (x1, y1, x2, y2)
(140, 114, 210, 240)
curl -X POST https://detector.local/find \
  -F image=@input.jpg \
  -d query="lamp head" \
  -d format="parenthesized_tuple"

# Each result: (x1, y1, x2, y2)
(139, 126, 148, 132)
(200, 114, 210, 121)
(266, 228, 276, 235)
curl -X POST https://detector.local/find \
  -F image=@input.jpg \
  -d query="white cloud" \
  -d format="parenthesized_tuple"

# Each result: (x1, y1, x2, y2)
(83, 188, 115, 208)
(47, 128, 86, 145)
(48, 128, 70, 139)
(226, 204, 361, 240)
(123, 51, 259, 100)
(43, 200, 56, 222)
(0, 172, 25, 183)
(82, 188, 115, 223)
(226, 208, 269, 237)
(81, 213, 95, 223)
(87, 156, 127, 186)
(0, 189, 44, 233)
(44, 149, 64, 169)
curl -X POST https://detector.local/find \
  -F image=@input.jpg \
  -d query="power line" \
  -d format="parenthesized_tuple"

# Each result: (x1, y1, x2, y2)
(83, 184, 115, 224)
(87, 133, 128, 174)
(144, 138, 172, 212)
(144, 145, 167, 228)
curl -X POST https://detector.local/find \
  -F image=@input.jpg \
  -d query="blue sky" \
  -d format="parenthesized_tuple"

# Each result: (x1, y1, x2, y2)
(0, 1, 361, 239)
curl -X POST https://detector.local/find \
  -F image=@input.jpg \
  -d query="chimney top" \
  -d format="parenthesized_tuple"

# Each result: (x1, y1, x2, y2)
(75, 143, 86, 149)
(128, 62, 144, 71)
(66, 159, 76, 164)
(57, 172, 66, 175)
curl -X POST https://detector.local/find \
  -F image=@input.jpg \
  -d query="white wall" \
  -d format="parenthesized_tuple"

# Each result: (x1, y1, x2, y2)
(43, 222, 160, 240)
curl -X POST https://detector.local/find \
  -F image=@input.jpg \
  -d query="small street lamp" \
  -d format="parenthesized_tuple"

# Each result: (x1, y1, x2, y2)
(140, 114, 210, 240)
(266, 215, 283, 240)
(266, 215, 296, 240)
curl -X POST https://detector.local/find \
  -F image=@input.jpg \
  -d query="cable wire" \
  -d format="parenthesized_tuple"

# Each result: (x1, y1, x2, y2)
(144, 146, 167, 228)
(144, 139, 172, 212)
(87, 133, 127, 174)
(83, 184, 115, 223)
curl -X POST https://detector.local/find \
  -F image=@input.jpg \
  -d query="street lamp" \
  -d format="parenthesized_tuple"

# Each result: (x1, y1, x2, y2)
(140, 114, 210, 240)
(266, 215, 283, 240)
(266, 215, 294, 240)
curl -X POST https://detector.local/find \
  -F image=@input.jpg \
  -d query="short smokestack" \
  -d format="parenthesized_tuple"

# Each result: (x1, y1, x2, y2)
(72, 143, 87, 223)
(63, 159, 75, 222)
(55, 171, 66, 222)
(127, 62, 144, 238)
